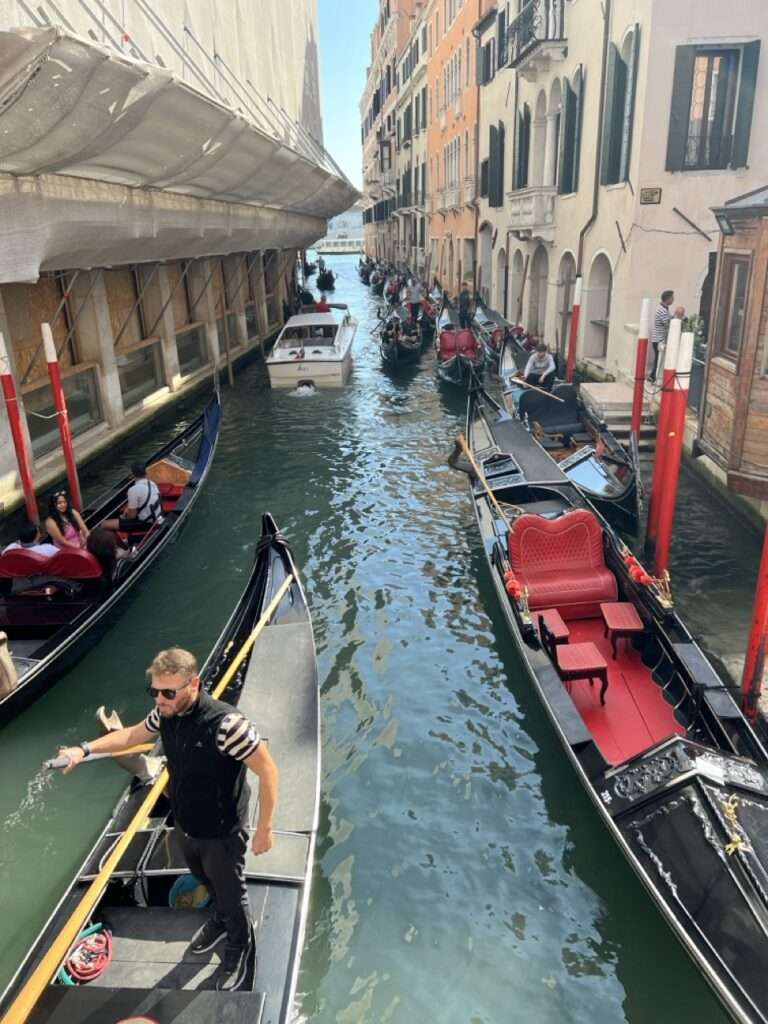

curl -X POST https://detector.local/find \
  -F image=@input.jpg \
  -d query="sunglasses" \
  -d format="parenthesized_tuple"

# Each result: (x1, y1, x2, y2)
(53, 490, 68, 499)
(146, 678, 193, 700)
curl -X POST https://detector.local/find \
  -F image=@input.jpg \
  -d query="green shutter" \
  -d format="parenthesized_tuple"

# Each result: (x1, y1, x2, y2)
(620, 25, 641, 182)
(665, 45, 696, 171)
(600, 43, 618, 185)
(498, 121, 505, 202)
(559, 78, 576, 194)
(515, 111, 524, 189)
(489, 124, 499, 205)
(732, 40, 760, 168)
(573, 69, 584, 193)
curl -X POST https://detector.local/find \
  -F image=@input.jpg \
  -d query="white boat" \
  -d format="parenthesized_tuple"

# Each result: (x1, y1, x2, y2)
(266, 307, 357, 388)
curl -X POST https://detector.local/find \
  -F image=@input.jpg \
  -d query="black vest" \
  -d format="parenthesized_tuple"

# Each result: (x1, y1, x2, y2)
(159, 691, 251, 839)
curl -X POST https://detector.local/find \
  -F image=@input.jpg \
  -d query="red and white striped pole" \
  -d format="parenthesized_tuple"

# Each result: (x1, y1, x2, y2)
(42, 322, 82, 511)
(646, 318, 682, 545)
(653, 330, 693, 579)
(565, 276, 582, 383)
(741, 526, 768, 719)
(0, 331, 38, 523)
(630, 298, 650, 440)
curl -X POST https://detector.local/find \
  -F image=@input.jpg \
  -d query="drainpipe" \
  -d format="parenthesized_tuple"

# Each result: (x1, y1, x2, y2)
(471, 23, 483, 298)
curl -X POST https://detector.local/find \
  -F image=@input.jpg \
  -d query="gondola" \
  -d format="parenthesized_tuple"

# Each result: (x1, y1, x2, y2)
(456, 386, 768, 1024)
(0, 513, 319, 1024)
(370, 270, 385, 296)
(316, 269, 335, 292)
(499, 338, 639, 528)
(358, 260, 372, 285)
(379, 305, 421, 366)
(0, 395, 221, 725)
(434, 297, 484, 387)
(473, 300, 510, 366)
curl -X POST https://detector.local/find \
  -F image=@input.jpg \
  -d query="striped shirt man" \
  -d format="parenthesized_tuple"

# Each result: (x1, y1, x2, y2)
(144, 705, 261, 761)
(648, 290, 674, 380)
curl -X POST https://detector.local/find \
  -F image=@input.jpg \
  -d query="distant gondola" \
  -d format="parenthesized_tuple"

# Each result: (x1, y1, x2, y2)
(434, 296, 484, 387)
(498, 337, 639, 528)
(473, 300, 509, 365)
(0, 396, 221, 724)
(0, 513, 319, 1023)
(459, 386, 768, 1024)
(316, 269, 336, 292)
(379, 305, 421, 366)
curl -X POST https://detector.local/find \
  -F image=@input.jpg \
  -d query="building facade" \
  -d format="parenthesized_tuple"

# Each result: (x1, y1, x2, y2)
(0, 0, 356, 513)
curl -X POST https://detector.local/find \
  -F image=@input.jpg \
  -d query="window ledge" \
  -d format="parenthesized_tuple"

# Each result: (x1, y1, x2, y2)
(604, 181, 629, 191)
(711, 354, 738, 374)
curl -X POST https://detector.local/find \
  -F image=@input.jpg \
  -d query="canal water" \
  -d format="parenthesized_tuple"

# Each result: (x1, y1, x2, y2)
(0, 254, 761, 1023)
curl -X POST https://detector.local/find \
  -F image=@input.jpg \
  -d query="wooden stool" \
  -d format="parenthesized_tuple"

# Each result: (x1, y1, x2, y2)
(538, 608, 570, 646)
(600, 601, 644, 659)
(556, 642, 609, 705)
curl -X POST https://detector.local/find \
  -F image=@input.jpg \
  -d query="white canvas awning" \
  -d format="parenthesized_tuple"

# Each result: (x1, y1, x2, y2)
(0, 27, 359, 280)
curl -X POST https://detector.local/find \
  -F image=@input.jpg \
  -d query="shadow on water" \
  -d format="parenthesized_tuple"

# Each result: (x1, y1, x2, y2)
(0, 254, 740, 1023)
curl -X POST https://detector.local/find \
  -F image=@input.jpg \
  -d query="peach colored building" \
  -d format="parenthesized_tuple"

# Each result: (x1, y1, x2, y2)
(426, 0, 482, 296)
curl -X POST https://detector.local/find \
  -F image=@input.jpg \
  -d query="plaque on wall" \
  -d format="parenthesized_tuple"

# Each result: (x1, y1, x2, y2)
(640, 187, 662, 205)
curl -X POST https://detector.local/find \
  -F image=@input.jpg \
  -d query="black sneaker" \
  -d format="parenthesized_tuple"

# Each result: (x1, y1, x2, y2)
(188, 917, 227, 955)
(216, 943, 249, 992)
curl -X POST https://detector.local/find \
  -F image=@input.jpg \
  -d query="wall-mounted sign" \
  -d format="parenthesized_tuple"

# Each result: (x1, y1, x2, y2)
(640, 187, 662, 205)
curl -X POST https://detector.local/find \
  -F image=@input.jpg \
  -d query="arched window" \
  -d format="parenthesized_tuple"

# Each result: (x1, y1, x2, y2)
(601, 26, 640, 184)
(558, 68, 584, 195)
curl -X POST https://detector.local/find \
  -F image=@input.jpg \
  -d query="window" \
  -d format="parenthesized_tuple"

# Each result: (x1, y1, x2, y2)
(25, 367, 102, 457)
(601, 28, 640, 185)
(715, 255, 751, 359)
(559, 68, 584, 194)
(514, 103, 531, 189)
(117, 340, 164, 408)
(176, 324, 208, 377)
(489, 122, 505, 207)
(480, 158, 489, 197)
(666, 41, 760, 171)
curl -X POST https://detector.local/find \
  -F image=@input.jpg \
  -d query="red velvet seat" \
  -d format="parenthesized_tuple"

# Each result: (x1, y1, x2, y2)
(490, 327, 504, 351)
(508, 509, 617, 619)
(46, 549, 103, 579)
(158, 482, 184, 514)
(438, 330, 457, 359)
(0, 549, 51, 577)
(456, 329, 480, 358)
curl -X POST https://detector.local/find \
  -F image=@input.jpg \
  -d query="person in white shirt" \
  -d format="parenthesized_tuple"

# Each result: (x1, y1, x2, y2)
(523, 342, 557, 390)
(102, 462, 163, 536)
(3, 520, 59, 557)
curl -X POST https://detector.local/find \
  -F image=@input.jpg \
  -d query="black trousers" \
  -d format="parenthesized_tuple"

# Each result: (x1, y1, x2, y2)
(527, 370, 556, 391)
(409, 302, 421, 321)
(179, 828, 251, 949)
(459, 311, 471, 329)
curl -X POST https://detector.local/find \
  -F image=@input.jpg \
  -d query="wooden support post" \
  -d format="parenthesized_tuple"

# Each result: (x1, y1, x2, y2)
(565, 275, 582, 382)
(0, 331, 38, 523)
(653, 331, 693, 579)
(646, 319, 682, 544)
(741, 527, 768, 719)
(42, 322, 82, 511)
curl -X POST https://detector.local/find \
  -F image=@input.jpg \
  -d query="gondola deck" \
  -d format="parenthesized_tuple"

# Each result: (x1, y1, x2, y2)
(1, 516, 319, 1024)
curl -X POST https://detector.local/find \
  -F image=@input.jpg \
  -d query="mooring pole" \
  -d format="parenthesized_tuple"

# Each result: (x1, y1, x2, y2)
(0, 331, 38, 523)
(646, 318, 682, 544)
(653, 330, 693, 579)
(565, 276, 582, 383)
(631, 298, 650, 440)
(42, 322, 82, 511)
(741, 527, 768, 719)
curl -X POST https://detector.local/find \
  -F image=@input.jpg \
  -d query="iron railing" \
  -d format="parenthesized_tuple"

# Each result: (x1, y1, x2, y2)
(505, 0, 565, 68)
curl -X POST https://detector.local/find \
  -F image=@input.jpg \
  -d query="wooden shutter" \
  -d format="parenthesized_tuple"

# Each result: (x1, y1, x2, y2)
(732, 40, 760, 168)
(476, 41, 483, 84)
(600, 43, 618, 185)
(489, 124, 499, 205)
(497, 10, 507, 67)
(573, 69, 584, 192)
(498, 121, 505, 204)
(665, 45, 696, 171)
(620, 26, 641, 182)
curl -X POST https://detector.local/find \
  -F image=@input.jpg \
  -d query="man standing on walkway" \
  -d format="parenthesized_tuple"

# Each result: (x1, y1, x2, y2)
(55, 646, 278, 993)
(649, 289, 674, 382)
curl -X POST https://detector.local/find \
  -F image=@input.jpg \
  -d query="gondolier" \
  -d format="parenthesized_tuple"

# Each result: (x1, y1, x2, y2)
(54, 645, 278, 993)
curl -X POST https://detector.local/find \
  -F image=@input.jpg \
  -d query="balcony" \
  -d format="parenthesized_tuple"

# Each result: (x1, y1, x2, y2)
(505, 0, 566, 82)
(507, 185, 557, 242)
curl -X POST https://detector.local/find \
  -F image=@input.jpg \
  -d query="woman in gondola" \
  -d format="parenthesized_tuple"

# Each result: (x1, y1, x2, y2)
(45, 489, 89, 549)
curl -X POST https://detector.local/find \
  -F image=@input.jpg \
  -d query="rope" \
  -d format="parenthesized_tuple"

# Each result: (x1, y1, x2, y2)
(59, 925, 113, 984)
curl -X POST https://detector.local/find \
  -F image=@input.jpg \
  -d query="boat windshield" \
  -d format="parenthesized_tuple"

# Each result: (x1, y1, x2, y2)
(306, 326, 337, 346)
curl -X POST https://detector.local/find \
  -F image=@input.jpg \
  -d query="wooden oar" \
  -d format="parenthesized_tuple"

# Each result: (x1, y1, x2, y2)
(509, 375, 565, 402)
(455, 434, 516, 528)
(2, 572, 294, 1024)
(43, 743, 155, 770)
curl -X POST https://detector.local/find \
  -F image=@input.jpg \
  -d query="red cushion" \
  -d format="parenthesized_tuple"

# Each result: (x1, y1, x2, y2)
(46, 549, 103, 579)
(509, 510, 617, 618)
(0, 549, 51, 577)
(557, 641, 607, 674)
(456, 329, 480, 357)
(438, 330, 457, 358)
(157, 483, 184, 497)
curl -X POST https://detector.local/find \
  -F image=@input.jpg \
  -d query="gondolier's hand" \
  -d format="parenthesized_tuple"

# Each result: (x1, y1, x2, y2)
(56, 746, 86, 774)
(251, 825, 273, 856)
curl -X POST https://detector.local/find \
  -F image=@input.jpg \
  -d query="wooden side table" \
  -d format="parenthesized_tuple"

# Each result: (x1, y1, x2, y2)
(600, 601, 644, 659)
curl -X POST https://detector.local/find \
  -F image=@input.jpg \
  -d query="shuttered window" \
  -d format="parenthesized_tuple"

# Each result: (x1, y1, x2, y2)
(489, 122, 505, 207)
(666, 41, 760, 171)
(559, 70, 584, 195)
(514, 104, 531, 190)
(497, 10, 507, 68)
(480, 158, 489, 198)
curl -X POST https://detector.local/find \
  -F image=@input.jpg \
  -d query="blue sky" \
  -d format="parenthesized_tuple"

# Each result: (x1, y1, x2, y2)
(318, 0, 379, 190)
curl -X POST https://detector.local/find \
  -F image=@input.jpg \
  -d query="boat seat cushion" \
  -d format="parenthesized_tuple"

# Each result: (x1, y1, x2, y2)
(0, 549, 52, 577)
(455, 329, 480, 358)
(0, 547, 102, 579)
(438, 330, 457, 358)
(508, 509, 617, 619)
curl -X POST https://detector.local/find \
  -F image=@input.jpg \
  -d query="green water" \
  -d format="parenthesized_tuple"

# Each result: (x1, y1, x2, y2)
(1, 255, 760, 1022)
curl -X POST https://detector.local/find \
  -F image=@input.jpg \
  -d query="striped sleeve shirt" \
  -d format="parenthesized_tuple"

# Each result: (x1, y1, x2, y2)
(143, 707, 261, 761)
(651, 302, 671, 347)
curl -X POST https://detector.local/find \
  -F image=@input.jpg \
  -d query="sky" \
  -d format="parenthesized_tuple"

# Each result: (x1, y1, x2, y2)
(317, 0, 379, 191)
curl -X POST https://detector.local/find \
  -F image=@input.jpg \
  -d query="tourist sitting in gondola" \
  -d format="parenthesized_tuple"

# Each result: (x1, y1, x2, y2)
(2, 520, 58, 557)
(45, 490, 89, 549)
(522, 341, 556, 390)
(102, 462, 163, 536)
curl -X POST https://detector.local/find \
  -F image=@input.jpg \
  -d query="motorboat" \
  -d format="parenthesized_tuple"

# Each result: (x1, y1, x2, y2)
(266, 308, 357, 388)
